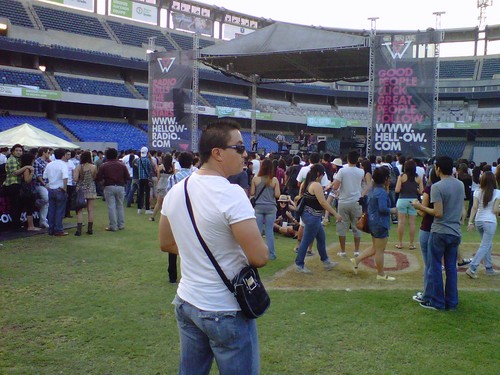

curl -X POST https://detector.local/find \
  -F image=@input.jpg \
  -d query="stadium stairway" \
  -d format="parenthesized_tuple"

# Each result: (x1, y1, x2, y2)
(54, 120, 80, 143)
(124, 82, 143, 99)
(24, 2, 44, 30)
(461, 142, 474, 160)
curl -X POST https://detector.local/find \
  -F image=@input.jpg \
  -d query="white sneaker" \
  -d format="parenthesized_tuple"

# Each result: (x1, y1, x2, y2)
(137, 209, 142, 214)
(354, 251, 360, 257)
(323, 259, 339, 271)
(145, 210, 153, 215)
(337, 252, 346, 258)
(295, 265, 313, 274)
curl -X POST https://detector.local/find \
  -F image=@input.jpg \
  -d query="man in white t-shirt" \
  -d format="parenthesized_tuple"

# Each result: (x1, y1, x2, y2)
(159, 119, 268, 374)
(332, 150, 364, 257)
(250, 152, 260, 176)
(43, 148, 69, 236)
(296, 152, 329, 188)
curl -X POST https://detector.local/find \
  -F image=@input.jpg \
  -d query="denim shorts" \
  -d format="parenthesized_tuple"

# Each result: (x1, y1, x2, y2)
(371, 226, 389, 239)
(396, 198, 417, 215)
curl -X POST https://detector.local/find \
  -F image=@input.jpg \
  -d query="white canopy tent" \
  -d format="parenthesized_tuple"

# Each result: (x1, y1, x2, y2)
(0, 123, 79, 150)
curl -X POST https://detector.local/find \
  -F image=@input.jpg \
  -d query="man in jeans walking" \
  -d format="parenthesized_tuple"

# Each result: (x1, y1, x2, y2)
(96, 148, 131, 232)
(412, 156, 464, 310)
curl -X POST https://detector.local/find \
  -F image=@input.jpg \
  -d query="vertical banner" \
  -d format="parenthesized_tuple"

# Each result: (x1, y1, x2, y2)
(148, 51, 193, 152)
(372, 34, 436, 158)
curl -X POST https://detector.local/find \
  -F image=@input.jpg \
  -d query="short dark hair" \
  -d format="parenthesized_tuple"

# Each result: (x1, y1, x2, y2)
(105, 148, 118, 160)
(372, 166, 389, 185)
(347, 150, 359, 164)
(385, 154, 393, 163)
(199, 119, 241, 165)
(435, 156, 454, 176)
(178, 152, 194, 168)
(309, 152, 320, 164)
(53, 148, 66, 160)
(10, 144, 23, 153)
(292, 155, 301, 165)
(37, 147, 49, 157)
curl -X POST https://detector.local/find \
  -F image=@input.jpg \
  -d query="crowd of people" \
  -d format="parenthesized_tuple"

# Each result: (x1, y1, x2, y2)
(2, 122, 499, 374)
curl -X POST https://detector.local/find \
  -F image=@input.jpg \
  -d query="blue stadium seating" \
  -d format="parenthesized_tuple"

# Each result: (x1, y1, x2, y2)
(33, 5, 110, 39)
(107, 20, 175, 50)
(135, 85, 148, 99)
(0, 115, 71, 141)
(0, 0, 33, 28)
(55, 75, 134, 98)
(59, 118, 147, 151)
(436, 140, 465, 161)
(202, 94, 252, 110)
(0, 68, 48, 89)
(480, 58, 500, 80)
(439, 60, 476, 79)
(169, 32, 193, 50)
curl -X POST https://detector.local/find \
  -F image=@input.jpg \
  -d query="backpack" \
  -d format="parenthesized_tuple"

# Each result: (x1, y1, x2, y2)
(387, 164, 399, 189)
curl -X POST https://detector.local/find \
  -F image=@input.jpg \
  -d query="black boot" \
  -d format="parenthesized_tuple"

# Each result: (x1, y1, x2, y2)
(86, 222, 93, 235)
(75, 223, 82, 236)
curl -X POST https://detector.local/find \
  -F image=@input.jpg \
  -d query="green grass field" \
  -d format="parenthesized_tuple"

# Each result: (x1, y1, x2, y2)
(1, 200, 499, 374)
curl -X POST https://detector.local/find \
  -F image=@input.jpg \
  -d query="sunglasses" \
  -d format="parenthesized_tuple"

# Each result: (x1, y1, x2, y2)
(223, 144, 246, 154)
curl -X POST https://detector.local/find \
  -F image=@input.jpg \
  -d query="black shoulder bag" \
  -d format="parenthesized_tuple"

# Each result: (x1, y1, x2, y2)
(250, 183, 265, 207)
(184, 177, 270, 319)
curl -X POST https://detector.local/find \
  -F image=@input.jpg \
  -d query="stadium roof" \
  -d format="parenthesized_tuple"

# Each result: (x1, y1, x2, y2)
(200, 22, 370, 83)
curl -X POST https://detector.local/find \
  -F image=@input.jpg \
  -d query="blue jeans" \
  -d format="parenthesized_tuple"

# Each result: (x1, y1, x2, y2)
(419, 230, 431, 300)
(469, 221, 496, 272)
(173, 295, 259, 375)
(47, 188, 67, 234)
(295, 210, 329, 267)
(427, 232, 461, 310)
(126, 179, 138, 207)
(255, 204, 277, 259)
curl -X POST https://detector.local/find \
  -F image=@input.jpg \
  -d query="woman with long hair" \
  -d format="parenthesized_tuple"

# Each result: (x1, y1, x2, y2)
(360, 159, 372, 212)
(466, 171, 500, 278)
(295, 164, 342, 274)
(149, 154, 174, 222)
(457, 163, 472, 224)
(395, 159, 424, 249)
(412, 167, 440, 302)
(250, 158, 281, 260)
(351, 167, 397, 281)
(73, 151, 97, 235)
(20, 153, 40, 231)
(468, 165, 482, 218)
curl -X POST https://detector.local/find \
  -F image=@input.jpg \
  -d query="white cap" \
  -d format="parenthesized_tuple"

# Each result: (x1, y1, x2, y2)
(140, 147, 148, 157)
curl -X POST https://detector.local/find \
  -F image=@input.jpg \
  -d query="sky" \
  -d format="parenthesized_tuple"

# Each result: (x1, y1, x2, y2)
(195, 0, 499, 31)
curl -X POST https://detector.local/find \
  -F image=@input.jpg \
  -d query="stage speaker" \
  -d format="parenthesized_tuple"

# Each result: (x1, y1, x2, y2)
(317, 140, 326, 153)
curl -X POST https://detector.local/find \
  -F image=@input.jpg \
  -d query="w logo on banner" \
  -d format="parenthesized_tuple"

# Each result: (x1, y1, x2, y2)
(383, 39, 412, 59)
(157, 57, 176, 73)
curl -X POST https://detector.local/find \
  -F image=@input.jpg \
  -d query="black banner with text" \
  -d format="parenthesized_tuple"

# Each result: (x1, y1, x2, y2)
(148, 51, 193, 152)
(372, 34, 436, 158)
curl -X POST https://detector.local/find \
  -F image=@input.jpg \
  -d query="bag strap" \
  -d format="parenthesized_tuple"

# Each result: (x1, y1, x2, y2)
(253, 181, 266, 203)
(184, 177, 235, 293)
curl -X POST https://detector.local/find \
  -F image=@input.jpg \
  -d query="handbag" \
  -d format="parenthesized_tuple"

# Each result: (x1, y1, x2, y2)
(72, 186, 87, 210)
(184, 177, 270, 319)
(250, 184, 265, 207)
(356, 212, 370, 233)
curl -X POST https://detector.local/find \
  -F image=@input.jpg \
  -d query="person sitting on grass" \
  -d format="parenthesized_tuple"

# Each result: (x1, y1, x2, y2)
(351, 167, 398, 281)
(273, 195, 299, 238)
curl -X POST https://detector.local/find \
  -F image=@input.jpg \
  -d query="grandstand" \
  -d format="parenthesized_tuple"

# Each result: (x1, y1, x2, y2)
(0, 0, 498, 158)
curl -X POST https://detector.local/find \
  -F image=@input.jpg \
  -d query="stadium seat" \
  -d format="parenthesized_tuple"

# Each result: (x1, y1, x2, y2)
(55, 75, 134, 98)
(33, 5, 110, 40)
(0, 0, 34, 28)
(0, 68, 48, 89)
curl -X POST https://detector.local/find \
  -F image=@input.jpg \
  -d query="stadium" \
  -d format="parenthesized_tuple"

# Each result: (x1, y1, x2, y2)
(1, 1, 499, 374)
(0, 0, 499, 161)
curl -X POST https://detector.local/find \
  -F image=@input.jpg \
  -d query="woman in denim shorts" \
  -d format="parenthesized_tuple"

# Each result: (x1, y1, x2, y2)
(350, 167, 397, 281)
(395, 159, 424, 250)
